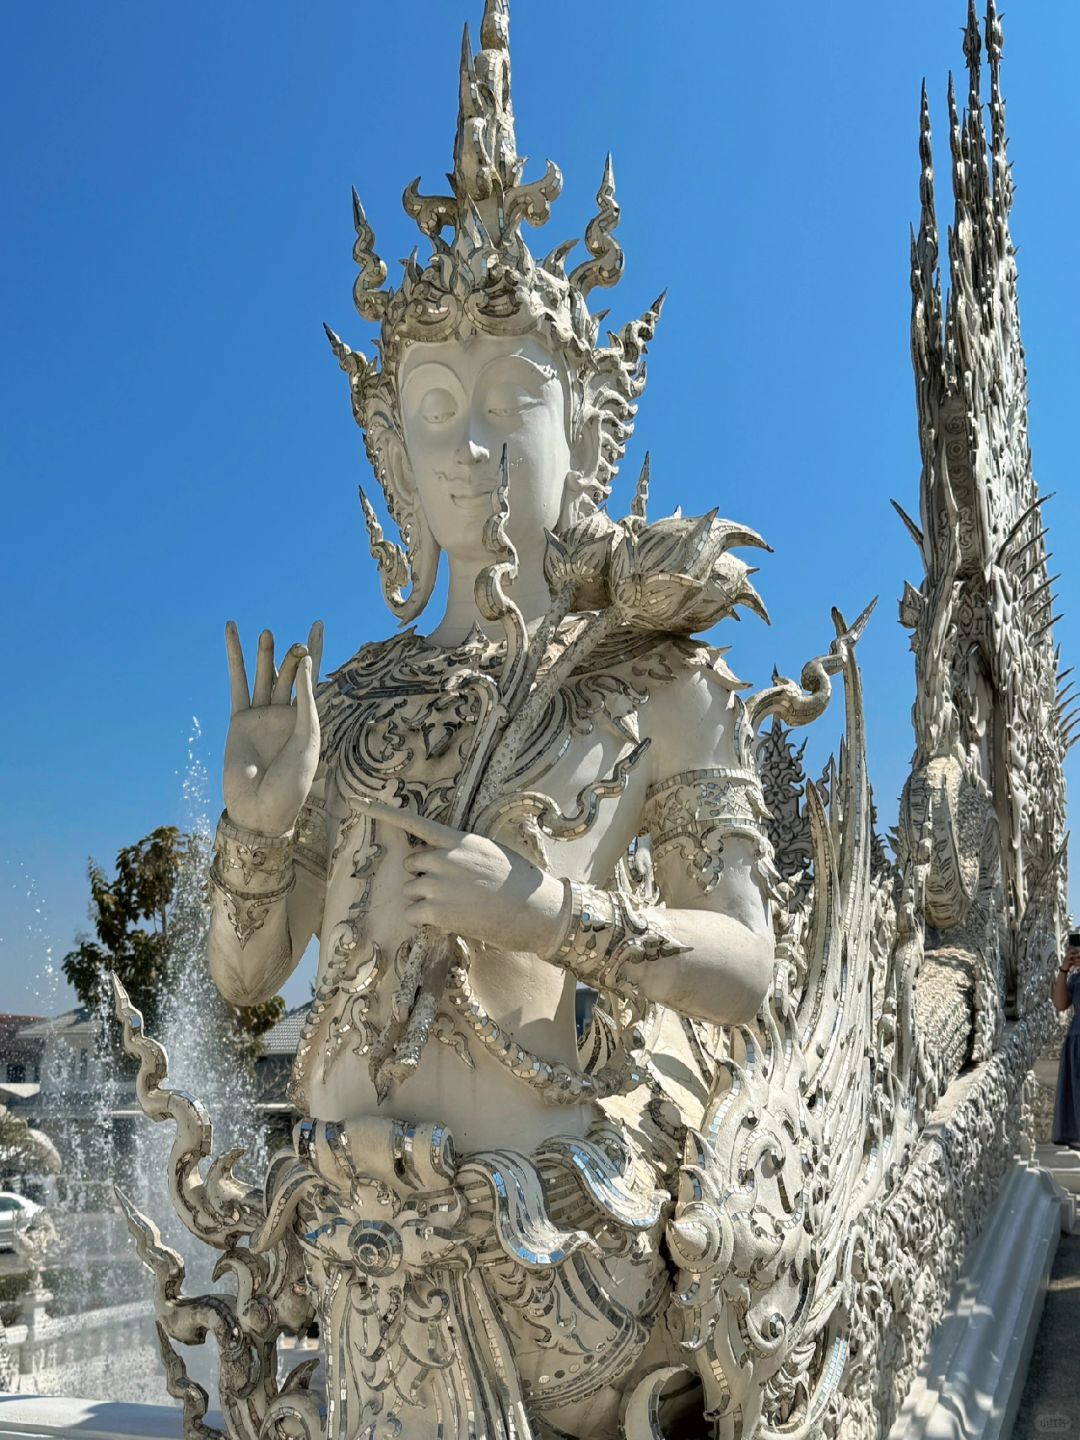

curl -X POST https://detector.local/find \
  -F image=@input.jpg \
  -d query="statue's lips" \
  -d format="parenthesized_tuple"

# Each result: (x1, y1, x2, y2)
(449, 488, 496, 510)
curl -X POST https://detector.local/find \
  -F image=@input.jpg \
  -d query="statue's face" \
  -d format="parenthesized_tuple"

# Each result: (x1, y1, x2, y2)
(398, 332, 574, 567)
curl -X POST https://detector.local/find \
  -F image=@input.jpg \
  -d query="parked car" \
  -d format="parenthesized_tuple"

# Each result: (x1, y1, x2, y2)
(0, 1192, 41, 1251)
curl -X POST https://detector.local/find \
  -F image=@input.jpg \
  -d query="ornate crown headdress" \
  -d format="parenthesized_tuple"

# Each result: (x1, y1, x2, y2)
(324, 0, 664, 621)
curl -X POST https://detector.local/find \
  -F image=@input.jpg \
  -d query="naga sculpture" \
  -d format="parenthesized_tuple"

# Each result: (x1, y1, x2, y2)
(112, 3, 1070, 1437)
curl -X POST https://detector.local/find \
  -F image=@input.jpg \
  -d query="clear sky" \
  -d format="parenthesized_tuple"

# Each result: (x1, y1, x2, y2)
(3, 2, 1079, 1017)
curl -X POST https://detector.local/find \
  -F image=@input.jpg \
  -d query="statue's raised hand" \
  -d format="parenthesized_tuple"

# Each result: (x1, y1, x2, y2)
(223, 621, 323, 836)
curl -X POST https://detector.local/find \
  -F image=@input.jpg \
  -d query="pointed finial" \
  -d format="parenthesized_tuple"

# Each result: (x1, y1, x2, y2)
(913, 77, 943, 371)
(947, 71, 962, 162)
(351, 187, 389, 322)
(891, 499, 925, 551)
(963, 0, 982, 107)
(985, 0, 1012, 222)
(358, 486, 412, 618)
(541, 236, 577, 278)
(480, 0, 509, 51)
(919, 80, 938, 242)
(458, 23, 478, 120)
(569, 154, 624, 296)
(452, 8, 518, 217)
(630, 452, 651, 525)
(323, 321, 349, 365)
(322, 322, 370, 384)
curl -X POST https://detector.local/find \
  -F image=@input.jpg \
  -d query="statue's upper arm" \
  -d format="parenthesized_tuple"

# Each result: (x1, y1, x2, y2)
(638, 660, 772, 937)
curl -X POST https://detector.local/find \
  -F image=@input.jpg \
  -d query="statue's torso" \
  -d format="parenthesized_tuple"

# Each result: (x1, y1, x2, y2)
(288, 627, 698, 1151)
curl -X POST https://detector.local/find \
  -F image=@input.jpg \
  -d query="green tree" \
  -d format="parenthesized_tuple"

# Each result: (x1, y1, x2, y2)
(62, 827, 283, 1040)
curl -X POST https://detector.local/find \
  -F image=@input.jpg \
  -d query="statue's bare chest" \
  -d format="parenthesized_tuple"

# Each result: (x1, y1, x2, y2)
(318, 631, 659, 875)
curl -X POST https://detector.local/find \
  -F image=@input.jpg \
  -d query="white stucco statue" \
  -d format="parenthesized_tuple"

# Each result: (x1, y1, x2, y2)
(113, 3, 1069, 1437)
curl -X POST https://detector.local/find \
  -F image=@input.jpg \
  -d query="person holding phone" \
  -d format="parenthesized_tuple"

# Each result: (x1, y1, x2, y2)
(1051, 929, 1080, 1148)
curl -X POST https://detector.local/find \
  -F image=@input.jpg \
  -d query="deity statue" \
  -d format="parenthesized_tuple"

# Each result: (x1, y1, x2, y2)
(112, 3, 1070, 1438)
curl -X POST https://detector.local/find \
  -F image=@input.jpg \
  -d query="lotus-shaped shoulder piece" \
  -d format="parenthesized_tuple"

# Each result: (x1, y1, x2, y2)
(608, 510, 770, 634)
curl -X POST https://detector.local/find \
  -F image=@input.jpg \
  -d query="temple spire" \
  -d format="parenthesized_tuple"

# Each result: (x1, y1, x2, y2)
(904, 3, 1063, 960)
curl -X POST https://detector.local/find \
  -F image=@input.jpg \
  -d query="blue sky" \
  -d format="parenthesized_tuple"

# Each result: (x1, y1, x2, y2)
(3, 2, 1079, 1017)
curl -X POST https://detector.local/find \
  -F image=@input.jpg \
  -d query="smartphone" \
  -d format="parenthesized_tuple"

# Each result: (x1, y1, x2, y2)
(1069, 931, 1080, 948)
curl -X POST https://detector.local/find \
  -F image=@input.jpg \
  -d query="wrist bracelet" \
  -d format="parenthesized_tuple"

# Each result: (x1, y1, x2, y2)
(210, 811, 296, 949)
(547, 879, 688, 992)
(212, 811, 295, 895)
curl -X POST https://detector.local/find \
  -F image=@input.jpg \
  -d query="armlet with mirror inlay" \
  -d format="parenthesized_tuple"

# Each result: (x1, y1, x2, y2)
(640, 765, 772, 896)
(547, 879, 689, 993)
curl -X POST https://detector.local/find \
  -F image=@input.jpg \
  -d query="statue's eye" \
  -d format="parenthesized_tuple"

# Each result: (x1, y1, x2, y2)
(419, 388, 458, 425)
(486, 383, 542, 419)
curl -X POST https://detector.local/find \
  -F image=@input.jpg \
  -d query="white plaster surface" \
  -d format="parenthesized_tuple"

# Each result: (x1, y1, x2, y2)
(889, 1161, 1070, 1440)
(0, 1396, 207, 1440)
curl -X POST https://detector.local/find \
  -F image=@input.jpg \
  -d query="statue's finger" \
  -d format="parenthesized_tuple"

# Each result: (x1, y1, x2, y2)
(292, 657, 318, 746)
(357, 800, 461, 847)
(401, 846, 440, 874)
(252, 630, 276, 708)
(273, 645, 307, 705)
(307, 621, 324, 684)
(225, 621, 250, 714)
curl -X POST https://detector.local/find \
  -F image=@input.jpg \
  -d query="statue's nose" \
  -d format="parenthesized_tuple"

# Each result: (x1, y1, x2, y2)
(459, 438, 490, 466)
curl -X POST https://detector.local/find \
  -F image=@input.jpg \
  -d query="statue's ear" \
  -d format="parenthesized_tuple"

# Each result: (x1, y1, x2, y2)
(570, 403, 601, 488)
(382, 431, 416, 512)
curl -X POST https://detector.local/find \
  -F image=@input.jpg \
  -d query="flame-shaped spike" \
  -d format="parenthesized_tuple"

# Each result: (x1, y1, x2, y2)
(351, 187, 389, 323)
(1025, 573, 1062, 607)
(985, 0, 1003, 64)
(986, 0, 1009, 215)
(912, 78, 945, 389)
(946, 74, 964, 215)
(504, 157, 563, 232)
(1010, 527, 1048, 571)
(358, 487, 413, 619)
(480, 0, 509, 51)
(1031, 613, 1064, 643)
(963, 0, 982, 107)
(996, 492, 1054, 564)
(737, 575, 771, 626)
(918, 81, 939, 262)
(323, 321, 348, 363)
(458, 23, 477, 120)
(569, 153, 624, 297)
(402, 177, 458, 239)
(1020, 560, 1052, 592)
(541, 237, 578, 278)
(630, 452, 651, 524)
(322, 321, 369, 382)
(891, 499, 925, 550)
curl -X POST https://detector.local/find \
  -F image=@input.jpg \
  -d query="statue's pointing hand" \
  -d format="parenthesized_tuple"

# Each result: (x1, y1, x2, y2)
(362, 803, 569, 959)
(223, 621, 323, 837)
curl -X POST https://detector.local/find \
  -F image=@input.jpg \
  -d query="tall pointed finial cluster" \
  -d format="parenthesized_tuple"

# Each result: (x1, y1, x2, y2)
(324, 0, 663, 621)
(904, 0, 1067, 965)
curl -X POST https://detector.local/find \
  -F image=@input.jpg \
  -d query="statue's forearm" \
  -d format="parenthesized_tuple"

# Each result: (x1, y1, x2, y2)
(634, 905, 773, 1024)
(208, 897, 295, 1008)
(206, 813, 300, 1008)
(545, 881, 773, 1027)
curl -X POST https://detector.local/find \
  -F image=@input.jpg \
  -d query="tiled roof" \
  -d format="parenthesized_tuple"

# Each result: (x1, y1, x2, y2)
(258, 1004, 313, 1057)
(15, 1008, 91, 1039)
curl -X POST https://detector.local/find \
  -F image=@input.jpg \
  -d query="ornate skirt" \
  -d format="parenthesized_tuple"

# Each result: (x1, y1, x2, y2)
(278, 1115, 673, 1440)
